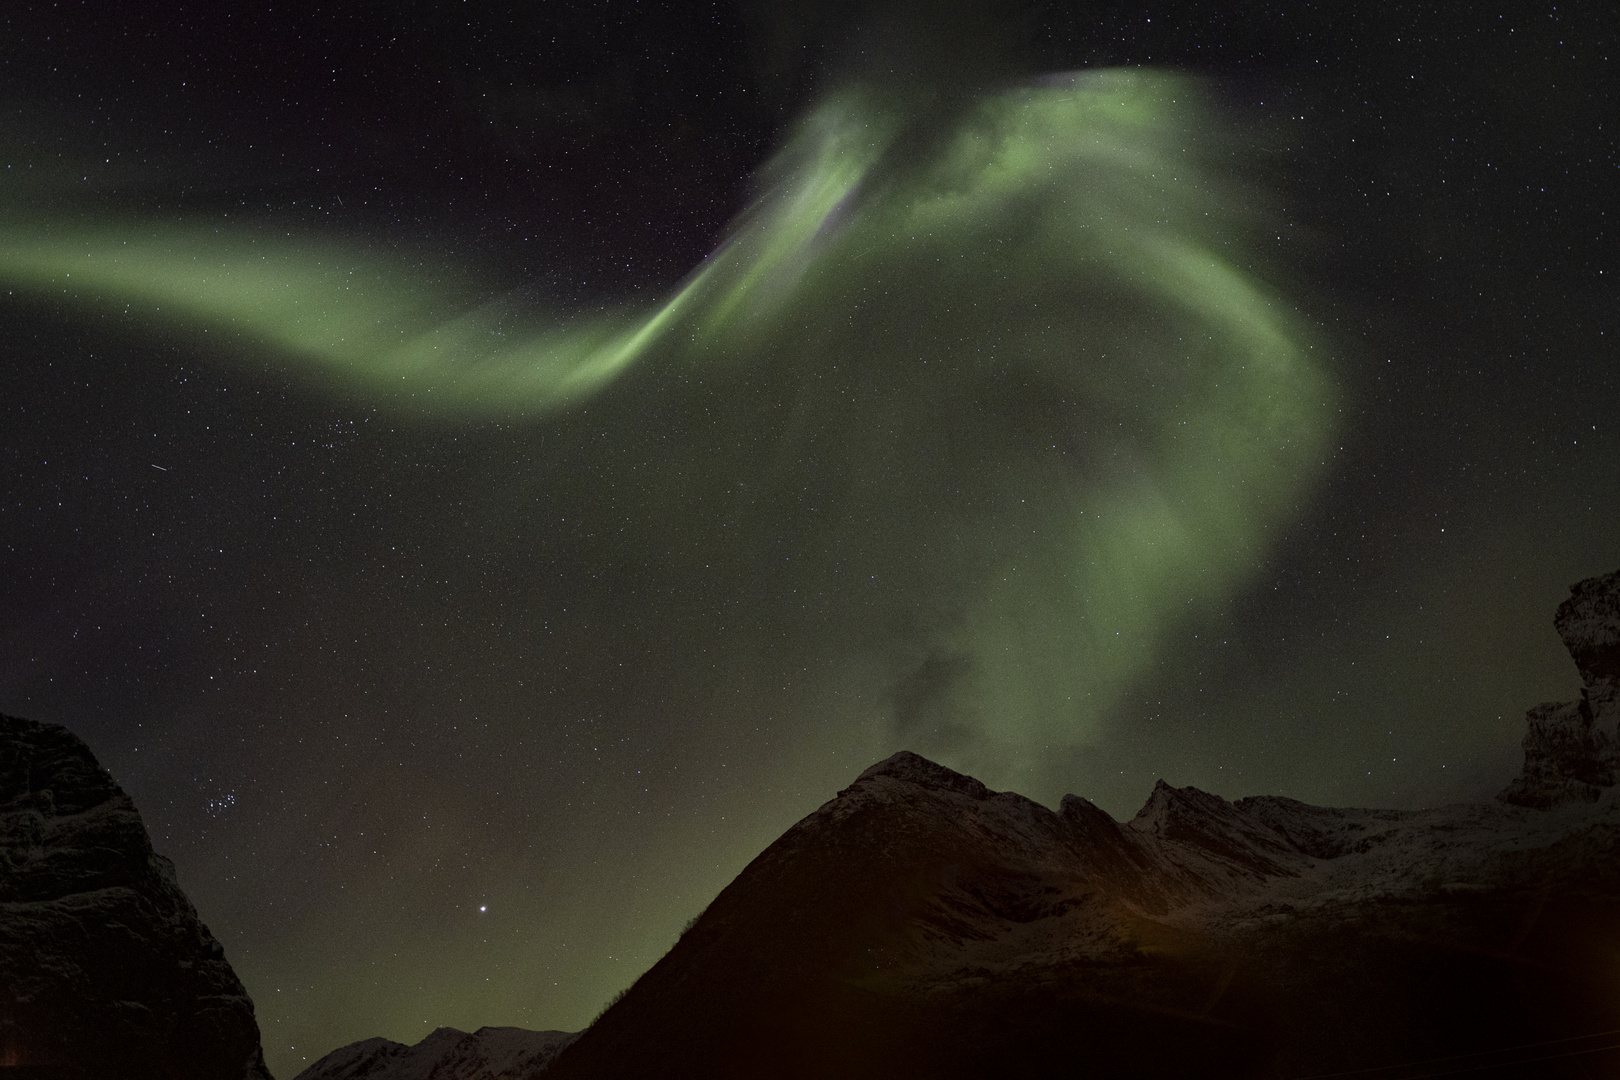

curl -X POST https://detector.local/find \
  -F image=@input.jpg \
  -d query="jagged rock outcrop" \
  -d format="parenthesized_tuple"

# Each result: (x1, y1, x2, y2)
(291, 1025, 577, 1080)
(1500, 569, 1620, 807)
(0, 713, 272, 1080)
(544, 749, 1620, 1079)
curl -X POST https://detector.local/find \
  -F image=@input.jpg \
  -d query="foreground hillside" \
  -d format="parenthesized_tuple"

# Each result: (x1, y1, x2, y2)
(541, 753, 1620, 1078)
(19, 569, 1606, 1079)
(295, 569, 1620, 1079)
(541, 568, 1620, 1079)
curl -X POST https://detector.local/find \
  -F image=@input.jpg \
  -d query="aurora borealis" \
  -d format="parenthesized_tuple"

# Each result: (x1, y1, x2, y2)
(2, 2, 1614, 1075)
(2, 68, 1335, 783)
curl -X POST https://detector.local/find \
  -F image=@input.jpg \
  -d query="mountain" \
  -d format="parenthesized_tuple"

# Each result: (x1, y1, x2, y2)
(1499, 567, 1620, 807)
(27, 568, 1605, 1079)
(545, 762, 1620, 1078)
(538, 570, 1620, 1079)
(0, 713, 272, 1080)
(291, 1026, 577, 1080)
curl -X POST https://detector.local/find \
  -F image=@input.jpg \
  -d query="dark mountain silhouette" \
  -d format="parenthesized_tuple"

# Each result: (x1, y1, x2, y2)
(1500, 567, 1620, 807)
(537, 569, 1620, 1079)
(0, 714, 271, 1080)
(14, 569, 1620, 1079)
(543, 762, 1620, 1078)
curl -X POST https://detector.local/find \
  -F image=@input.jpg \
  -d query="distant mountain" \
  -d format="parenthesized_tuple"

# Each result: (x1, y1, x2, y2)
(0, 713, 271, 1080)
(291, 1025, 576, 1080)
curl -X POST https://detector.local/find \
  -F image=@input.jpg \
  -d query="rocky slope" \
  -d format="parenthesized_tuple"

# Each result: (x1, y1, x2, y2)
(291, 1025, 577, 1080)
(544, 754, 1620, 1078)
(0, 713, 272, 1080)
(284, 569, 1620, 1078)
(1499, 567, 1620, 807)
(540, 570, 1620, 1079)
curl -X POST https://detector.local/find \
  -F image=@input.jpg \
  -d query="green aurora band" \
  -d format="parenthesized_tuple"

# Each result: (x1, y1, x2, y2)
(1, 69, 1335, 781)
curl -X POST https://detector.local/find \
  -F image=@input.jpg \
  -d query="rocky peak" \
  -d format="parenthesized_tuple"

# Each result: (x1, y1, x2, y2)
(0, 717, 151, 903)
(849, 750, 993, 801)
(1500, 569, 1620, 808)
(0, 713, 272, 1080)
(1057, 792, 1121, 838)
(1557, 568, 1620, 690)
(1128, 779, 1299, 878)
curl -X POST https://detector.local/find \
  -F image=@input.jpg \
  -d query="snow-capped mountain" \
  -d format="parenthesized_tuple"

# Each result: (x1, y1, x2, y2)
(18, 568, 1605, 1078)
(541, 569, 1620, 1079)
(291, 1025, 577, 1080)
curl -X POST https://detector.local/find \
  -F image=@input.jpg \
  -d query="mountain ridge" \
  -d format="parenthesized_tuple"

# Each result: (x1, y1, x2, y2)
(297, 568, 1620, 1079)
(290, 1025, 577, 1080)
(539, 568, 1620, 1079)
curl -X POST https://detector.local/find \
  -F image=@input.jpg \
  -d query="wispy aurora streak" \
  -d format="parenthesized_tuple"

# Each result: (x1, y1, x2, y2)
(1, 70, 1334, 777)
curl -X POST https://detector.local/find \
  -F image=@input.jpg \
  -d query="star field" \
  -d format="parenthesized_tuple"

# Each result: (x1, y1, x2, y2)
(1, 3, 1615, 1076)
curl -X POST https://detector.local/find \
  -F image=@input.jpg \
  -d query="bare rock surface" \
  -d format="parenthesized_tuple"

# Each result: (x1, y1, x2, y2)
(1557, 568, 1620, 689)
(1501, 569, 1620, 806)
(0, 713, 271, 1080)
(291, 1025, 577, 1080)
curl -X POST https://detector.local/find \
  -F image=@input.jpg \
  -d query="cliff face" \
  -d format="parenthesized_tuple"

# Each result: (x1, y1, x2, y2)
(1500, 569, 1620, 806)
(0, 713, 271, 1080)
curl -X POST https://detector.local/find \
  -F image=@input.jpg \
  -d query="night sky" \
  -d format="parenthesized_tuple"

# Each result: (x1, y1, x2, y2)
(2, 2, 1615, 1076)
